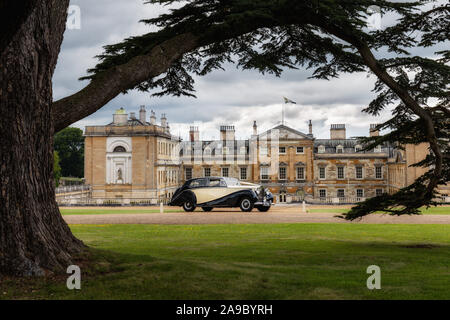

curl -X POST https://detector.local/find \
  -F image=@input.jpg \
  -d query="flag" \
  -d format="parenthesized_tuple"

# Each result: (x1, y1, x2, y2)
(283, 97, 297, 104)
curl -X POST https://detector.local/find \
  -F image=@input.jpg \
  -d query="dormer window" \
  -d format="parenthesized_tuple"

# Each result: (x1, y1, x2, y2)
(336, 145, 344, 153)
(318, 145, 325, 154)
(204, 147, 211, 156)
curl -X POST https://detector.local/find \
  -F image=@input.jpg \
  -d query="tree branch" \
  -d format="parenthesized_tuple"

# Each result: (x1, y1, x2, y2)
(52, 33, 199, 132)
(316, 21, 444, 208)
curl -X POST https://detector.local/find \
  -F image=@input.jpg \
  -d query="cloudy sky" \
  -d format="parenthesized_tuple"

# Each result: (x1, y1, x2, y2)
(53, 0, 444, 141)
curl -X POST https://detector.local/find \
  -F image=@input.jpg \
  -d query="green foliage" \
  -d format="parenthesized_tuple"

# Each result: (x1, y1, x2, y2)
(54, 151, 61, 187)
(81, 0, 448, 218)
(54, 127, 84, 178)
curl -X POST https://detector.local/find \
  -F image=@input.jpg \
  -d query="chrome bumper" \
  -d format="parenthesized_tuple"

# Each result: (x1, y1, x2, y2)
(255, 199, 273, 207)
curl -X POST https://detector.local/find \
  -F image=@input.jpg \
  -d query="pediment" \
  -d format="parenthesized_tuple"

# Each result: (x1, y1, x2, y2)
(258, 124, 312, 140)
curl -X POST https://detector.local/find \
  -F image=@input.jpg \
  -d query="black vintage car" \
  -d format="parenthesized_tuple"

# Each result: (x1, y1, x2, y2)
(169, 177, 274, 212)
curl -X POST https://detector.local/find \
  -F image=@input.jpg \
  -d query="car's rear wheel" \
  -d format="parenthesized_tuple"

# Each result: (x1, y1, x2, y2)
(202, 207, 213, 212)
(183, 200, 196, 212)
(239, 197, 254, 212)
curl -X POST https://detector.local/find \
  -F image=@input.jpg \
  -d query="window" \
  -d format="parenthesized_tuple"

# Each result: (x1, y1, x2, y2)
(319, 167, 326, 179)
(240, 167, 247, 180)
(376, 188, 383, 196)
(113, 146, 126, 153)
(319, 189, 327, 199)
(297, 167, 305, 180)
(279, 167, 287, 180)
(356, 189, 364, 198)
(279, 146, 286, 154)
(337, 189, 345, 199)
(222, 167, 229, 177)
(240, 146, 246, 155)
(318, 145, 325, 153)
(336, 145, 344, 153)
(355, 145, 362, 152)
(337, 166, 345, 179)
(260, 167, 269, 180)
(356, 166, 363, 179)
(374, 145, 382, 153)
(260, 147, 268, 156)
(296, 146, 304, 154)
(204, 147, 211, 156)
(375, 166, 383, 179)
(185, 168, 192, 180)
(189, 179, 207, 188)
(209, 178, 225, 187)
(204, 167, 211, 177)
(222, 147, 229, 155)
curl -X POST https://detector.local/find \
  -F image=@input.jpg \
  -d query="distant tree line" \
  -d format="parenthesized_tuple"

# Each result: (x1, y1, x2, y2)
(54, 127, 84, 180)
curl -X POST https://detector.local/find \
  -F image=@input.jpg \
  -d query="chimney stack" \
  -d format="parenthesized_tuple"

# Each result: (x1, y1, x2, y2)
(130, 112, 136, 120)
(370, 124, 379, 137)
(113, 107, 128, 125)
(161, 113, 167, 127)
(189, 126, 199, 142)
(253, 121, 258, 136)
(150, 110, 156, 125)
(220, 125, 235, 141)
(308, 120, 313, 136)
(330, 124, 346, 140)
(139, 105, 146, 123)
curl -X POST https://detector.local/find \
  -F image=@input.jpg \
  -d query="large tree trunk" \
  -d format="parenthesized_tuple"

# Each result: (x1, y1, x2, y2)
(0, 0, 84, 276)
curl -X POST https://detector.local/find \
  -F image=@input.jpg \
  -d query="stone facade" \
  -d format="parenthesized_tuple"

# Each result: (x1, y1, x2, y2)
(84, 107, 180, 203)
(84, 108, 442, 203)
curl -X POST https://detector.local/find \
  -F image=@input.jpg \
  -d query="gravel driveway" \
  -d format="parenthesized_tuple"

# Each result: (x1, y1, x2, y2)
(63, 205, 450, 225)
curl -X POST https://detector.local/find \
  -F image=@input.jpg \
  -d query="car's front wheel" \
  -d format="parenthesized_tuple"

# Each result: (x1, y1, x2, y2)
(183, 200, 196, 212)
(239, 197, 254, 212)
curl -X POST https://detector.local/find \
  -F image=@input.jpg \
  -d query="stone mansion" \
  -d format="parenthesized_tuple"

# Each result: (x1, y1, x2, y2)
(84, 106, 436, 204)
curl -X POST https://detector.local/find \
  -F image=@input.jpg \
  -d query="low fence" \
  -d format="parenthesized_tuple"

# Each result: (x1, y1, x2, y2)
(309, 197, 366, 205)
(56, 185, 91, 194)
(57, 197, 166, 207)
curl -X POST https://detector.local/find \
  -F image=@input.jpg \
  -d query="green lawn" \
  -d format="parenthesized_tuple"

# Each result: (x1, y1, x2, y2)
(60, 209, 183, 215)
(1, 224, 449, 300)
(308, 206, 450, 215)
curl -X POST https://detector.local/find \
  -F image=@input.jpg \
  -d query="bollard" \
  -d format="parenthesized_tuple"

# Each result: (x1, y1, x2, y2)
(302, 201, 306, 213)
(160, 202, 164, 214)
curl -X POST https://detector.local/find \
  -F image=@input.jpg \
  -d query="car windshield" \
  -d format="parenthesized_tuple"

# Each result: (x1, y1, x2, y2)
(223, 177, 240, 186)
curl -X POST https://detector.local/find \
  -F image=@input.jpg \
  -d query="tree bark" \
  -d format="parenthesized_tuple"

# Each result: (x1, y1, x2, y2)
(0, 0, 84, 276)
